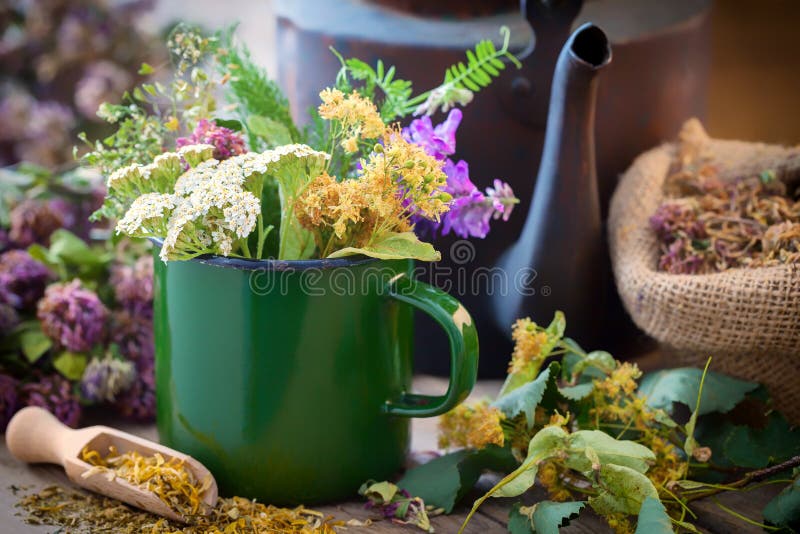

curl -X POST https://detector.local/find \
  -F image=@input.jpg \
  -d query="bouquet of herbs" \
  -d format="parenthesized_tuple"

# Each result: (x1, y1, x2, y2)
(84, 24, 520, 262)
(0, 165, 156, 430)
(385, 312, 800, 533)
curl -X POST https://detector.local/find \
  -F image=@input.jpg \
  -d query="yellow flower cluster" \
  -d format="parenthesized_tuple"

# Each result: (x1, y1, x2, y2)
(508, 318, 550, 374)
(595, 362, 642, 399)
(438, 401, 505, 450)
(537, 460, 573, 502)
(646, 435, 688, 487)
(318, 88, 385, 152)
(362, 129, 451, 221)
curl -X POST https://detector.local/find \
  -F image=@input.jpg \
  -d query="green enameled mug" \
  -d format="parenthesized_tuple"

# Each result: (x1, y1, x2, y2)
(152, 249, 478, 504)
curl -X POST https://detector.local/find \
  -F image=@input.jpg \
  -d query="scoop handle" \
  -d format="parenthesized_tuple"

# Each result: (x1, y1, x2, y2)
(6, 406, 79, 465)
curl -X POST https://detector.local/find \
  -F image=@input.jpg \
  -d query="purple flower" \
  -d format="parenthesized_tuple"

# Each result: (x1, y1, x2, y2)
(8, 199, 67, 248)
(110, 308, 154, 364)
(80, 356, 136, 403)
(430, 160, 518, 239)
(0, 275, 20, 334)
(402, 109, 462, 160)
(0, 250, 53, 310)
(37, 280, 108, 352)
(15, 102, 75, 167)
(114, 361, 155, 422)
(20, 374, 81, 428)
(75, 60, 133, 120)
(176, 119, 247, 161)
(0, 374, 20, 431)
(110, 256, 153, 311)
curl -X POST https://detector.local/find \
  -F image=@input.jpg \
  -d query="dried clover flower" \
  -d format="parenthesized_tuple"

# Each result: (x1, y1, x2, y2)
(438, 400, 505, 450)
(20, 374, 82, 428)
(80, 355, 136, 403)
(37, 280, 108, 352)
(0, 249, 53, 309)
(176, 119, 246, 161)
(9, 199, 66, 247)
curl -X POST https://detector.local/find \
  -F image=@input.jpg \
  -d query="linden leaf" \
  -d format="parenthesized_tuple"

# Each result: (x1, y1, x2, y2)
(722, 413, 800, 468)
(507, 503, 534, 534)
(496, 425, 569, 498)
(570, 350, 616, 378)
(398, 445, 516, 513)
(327, 232, 440, 261)
(532, 501, 585, 534)
(589, 464, 659, 516)
(639, 368, 758, 415)
(492, 363, 557, 428)
(53, 351, 88, 381)
(763, 475, 800, 528)
(566, 430, 656, 474)
(559, 382, 594, 400)
(635, 497, 673, 534)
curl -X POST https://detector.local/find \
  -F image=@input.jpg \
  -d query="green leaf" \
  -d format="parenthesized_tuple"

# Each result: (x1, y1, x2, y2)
(566, 430, 656, 474)
(508, 501, 585, 534)
(507, 503, 534, 534)
(722, 413, 800, 468)
(495, 426, 569, 499)
(532, 501, 585, 534)
(635, 497, 673, 534)
(20, 328, 52, 363)
(52, 351, 87, 380)
(559, 382, 594, 400)
(570, 351, 616, 378)
(589, 464, 659, 516)
(493, 363, 557, 428)
(47, 229, 107, 267)
(138, 62, 154, 75)
(398, 445, 516, 513)
(213, 118, 243, 131)
(359, 480, 399, 503)
(763, 475, 800, 527)
(638, 368, 758, 415)
(327, 232, 441, 262)
(247, 115, 293, 147)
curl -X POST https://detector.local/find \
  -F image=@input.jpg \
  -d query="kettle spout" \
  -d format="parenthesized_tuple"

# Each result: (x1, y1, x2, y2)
(492, 23, 611, 343)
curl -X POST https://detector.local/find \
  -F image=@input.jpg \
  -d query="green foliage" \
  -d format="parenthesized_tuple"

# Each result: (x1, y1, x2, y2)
(215, 27, 300, 150)
(327, 231, 440, 261)
(638, 367, 758, 416)
(763, 475, 800, 528)
(493, 362, 560, 428)
(19, 325, 52, 363)
(508, 501, 585, 534)
(398, 445, 517, 513)
(28, 229, 112, 283)
(634, 497, 673, 534)
(52, 351, 88, 381)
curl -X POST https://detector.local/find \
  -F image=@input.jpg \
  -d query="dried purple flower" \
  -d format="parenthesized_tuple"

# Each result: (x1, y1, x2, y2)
(15, 101, 75, 167)
(75, 60, 133, 120)
(0, 374, 20, 431)
(8, 199, 66, 248)
(0, 250, 53, 309)
(80, 355, 136, 403)
(114, 361, 156, 422)
(110, 256, 154, 311)
(0, 274, 21, 334)
(110, 308, 154, 365)
(37, 280, 108, 352)
(176, 119, 247, 161)
(20, 374, 81, 428)
(402, 108, 462, 160)
(360, 480, 433, 532)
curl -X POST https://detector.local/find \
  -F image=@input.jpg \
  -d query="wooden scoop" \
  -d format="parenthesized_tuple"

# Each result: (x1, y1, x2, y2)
(5, 406, 218, 522)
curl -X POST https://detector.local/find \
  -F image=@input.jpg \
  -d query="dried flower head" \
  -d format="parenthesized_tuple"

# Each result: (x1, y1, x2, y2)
(177, 119, 247, 161)
(509, 318, 550, 374)
(37, 280, 108, 352)
(20, 374, 81, 428)
(0, 250, 53, 309)
(318, 88, 385, 152)
(9, 199, 66, 247)
(438, 400, 505, 450)
(114, 361, 156, 422)
(80, 355, 136, 403)
(111, 256, 154, 311)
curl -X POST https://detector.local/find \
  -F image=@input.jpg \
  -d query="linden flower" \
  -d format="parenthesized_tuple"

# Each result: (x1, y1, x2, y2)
(509, 318, 550, 374)
(438, 401, 505, 450)
(596, 362, 642, 398)
(318, 88, 385, 151)
(647, 435, 688, 487)
(116, 193, 177, 238)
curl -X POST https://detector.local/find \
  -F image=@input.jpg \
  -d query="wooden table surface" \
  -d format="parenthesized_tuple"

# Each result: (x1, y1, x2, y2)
(0, 374, 785, 533)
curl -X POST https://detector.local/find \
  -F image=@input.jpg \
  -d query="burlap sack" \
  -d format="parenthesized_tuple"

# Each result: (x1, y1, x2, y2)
(609, 119, 800, 420)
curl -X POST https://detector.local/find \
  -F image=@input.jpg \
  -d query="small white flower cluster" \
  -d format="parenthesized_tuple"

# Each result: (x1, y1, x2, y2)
(116, 143, 331, 261)
(116, 193, 177, 237)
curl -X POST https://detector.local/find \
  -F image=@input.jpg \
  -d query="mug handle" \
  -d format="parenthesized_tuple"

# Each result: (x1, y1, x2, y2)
(383, 274, 479, 417)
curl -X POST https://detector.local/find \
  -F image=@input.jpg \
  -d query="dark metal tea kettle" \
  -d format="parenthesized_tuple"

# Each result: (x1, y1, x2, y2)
(492, 22, 612, 347)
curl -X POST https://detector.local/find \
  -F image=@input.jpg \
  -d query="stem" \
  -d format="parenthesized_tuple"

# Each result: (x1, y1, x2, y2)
(709, 497, 782, 531)
(256, 213, 265, 259)
(681, 455, 800, 503)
